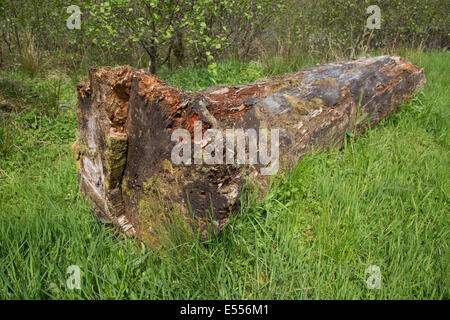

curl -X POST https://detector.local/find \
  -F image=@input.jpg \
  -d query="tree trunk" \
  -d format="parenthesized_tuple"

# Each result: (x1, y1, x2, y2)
(72, 56, 426, 243)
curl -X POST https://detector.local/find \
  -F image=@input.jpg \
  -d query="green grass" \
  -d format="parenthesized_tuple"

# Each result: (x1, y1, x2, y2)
(0, 50, 448, 299)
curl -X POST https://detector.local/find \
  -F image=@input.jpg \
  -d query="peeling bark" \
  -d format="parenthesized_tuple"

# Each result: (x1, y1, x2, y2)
(72, 56, 426, 243)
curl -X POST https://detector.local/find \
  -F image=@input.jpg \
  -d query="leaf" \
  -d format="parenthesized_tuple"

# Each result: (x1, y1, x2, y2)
(355, 113, 369, 126)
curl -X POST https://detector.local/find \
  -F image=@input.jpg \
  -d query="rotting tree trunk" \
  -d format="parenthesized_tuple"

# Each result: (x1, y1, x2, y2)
(72, 56, 426, 243)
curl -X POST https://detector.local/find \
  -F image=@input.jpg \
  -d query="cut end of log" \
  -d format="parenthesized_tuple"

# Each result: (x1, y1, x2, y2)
(72, 56, 426, 243)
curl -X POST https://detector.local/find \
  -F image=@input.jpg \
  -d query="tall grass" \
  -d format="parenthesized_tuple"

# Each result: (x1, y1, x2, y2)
(0, 117, 12, 156)
(19, 34, 42, 78)
(0, 70, 71, 117)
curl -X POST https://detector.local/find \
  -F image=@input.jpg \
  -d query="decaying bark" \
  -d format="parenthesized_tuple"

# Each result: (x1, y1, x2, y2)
(72, 56, 426, 243)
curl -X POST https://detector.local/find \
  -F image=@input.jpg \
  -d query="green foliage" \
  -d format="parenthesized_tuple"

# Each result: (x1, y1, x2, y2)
(85, 0, 278, 72)
(280, 0, 449, 59)
(0, 0, 447, 73)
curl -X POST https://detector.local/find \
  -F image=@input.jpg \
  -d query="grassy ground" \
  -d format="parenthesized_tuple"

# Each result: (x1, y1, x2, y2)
(0, 50, 448, 299)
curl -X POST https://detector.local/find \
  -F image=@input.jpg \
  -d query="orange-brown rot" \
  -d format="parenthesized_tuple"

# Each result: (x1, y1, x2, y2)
(377, 58, 422, 94)
(205, 84, 267, 121)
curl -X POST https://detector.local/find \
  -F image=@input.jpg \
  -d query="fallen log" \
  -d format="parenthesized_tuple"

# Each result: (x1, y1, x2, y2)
(72, 56, 425, 243)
